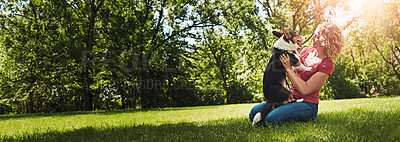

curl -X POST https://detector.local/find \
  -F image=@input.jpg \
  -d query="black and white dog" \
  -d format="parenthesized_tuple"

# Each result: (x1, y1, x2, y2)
(252, 29, 311, 125)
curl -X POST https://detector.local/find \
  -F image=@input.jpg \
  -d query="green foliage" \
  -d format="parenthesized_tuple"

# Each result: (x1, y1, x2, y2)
(1, 0, 399, 114)
(321, 0, 400, 98)
(318, 0, 400, 100)
(322, 56, 364, 99)
(227, 80, 254, 103)
(0, 0, 83, 113)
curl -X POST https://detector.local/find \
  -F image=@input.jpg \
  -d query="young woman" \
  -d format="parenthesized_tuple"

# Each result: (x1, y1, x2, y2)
(249, 22, 345, 126)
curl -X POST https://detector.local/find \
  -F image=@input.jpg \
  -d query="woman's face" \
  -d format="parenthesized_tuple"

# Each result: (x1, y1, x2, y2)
(311, 32, 323, 50)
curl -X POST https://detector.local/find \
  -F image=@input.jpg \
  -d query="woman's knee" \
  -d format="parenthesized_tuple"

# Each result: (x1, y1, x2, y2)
(249, 102, 266, 121)
(263, 102, 318, 126)
(264, 114, 280, 126)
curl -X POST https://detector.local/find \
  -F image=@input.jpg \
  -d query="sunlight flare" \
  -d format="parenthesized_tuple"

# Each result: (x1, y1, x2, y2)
(328, 0, 385, 27)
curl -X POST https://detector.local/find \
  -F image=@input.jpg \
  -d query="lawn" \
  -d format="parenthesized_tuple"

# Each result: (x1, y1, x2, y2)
(1, 97, 400, 141)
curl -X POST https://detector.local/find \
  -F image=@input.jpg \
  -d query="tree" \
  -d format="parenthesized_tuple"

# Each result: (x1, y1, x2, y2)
(321, 0, 400, 98)
(0, 0, 84, 113)
(347, 0, 400, 96)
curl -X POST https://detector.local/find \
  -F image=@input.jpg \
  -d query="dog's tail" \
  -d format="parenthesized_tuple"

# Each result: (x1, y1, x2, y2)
(252, 102, 274, 126)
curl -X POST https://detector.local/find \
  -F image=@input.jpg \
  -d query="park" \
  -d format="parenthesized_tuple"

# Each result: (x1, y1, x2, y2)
(1, 0, 400, 141)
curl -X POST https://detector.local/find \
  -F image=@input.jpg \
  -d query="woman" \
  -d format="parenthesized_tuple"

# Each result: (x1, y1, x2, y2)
(249, 22, 345, 126)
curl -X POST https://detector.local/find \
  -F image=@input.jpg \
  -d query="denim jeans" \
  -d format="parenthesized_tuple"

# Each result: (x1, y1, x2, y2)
(249, 101, 318, 126)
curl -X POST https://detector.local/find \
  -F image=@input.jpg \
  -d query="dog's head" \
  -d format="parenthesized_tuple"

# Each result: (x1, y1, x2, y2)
(273, 29, 305, 51)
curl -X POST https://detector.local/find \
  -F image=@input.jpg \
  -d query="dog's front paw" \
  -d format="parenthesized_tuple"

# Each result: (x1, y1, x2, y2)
(296, 64, 312, 72)
(252, 112, 262, 126)
(304, 67, 312, 71)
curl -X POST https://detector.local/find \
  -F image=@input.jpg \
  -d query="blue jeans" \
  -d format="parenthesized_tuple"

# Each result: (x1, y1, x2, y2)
(249, 101, 318, 126)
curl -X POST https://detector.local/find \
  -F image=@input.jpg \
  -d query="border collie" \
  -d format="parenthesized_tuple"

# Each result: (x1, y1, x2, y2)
(252, 29, 311, 126)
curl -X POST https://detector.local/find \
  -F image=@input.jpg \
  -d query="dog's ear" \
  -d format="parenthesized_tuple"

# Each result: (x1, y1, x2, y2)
(272, 31, 283, 38)
(283, 29, 292, 39)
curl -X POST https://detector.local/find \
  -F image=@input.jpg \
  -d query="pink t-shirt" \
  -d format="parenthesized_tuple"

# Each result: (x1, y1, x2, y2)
(290, 47, 335, 104)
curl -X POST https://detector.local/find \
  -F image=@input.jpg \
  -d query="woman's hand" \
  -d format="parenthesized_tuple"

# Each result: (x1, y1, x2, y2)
(279, 53, 330, 96)
(279, 53, 292, 71)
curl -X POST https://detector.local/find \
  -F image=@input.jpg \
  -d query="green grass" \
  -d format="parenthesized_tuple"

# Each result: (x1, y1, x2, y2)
(1, 97, 400, 141)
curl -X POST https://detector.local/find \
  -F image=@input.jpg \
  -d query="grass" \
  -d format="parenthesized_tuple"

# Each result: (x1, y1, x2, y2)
(1, 97, 400, 141)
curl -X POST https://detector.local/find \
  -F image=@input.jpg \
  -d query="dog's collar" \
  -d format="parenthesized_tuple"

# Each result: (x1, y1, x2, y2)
(272, 47, 295, 54)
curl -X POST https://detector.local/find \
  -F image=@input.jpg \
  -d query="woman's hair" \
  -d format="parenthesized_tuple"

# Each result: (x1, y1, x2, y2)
(315, 22, 345, 60)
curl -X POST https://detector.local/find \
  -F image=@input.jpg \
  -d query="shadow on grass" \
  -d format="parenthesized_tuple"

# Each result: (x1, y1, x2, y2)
(2, 108, 400, 142)
(2, 117, 254, 142)
(297, 108, 400, 141)
(0, 105, 228, 121)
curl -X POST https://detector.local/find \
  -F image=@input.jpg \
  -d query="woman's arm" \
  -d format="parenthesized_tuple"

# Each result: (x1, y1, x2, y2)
(280, 53, 329, 96)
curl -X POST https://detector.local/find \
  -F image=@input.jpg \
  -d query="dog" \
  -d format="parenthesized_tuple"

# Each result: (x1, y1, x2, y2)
(252, 29, 311, 126)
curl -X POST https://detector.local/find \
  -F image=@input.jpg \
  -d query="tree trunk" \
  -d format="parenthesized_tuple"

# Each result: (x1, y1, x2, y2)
(140, 64, 150, 108)
(82, 69, 93, 111)
(28, 1, 38, 114)
(28, 91, 35, 113)
(83, 0, 102, 111)
(121, 96, 126, 109)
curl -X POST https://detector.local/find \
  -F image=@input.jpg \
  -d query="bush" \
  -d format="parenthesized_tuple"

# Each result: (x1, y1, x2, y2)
(321, 59, 365, 99)
(227, 81, 253, 104)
